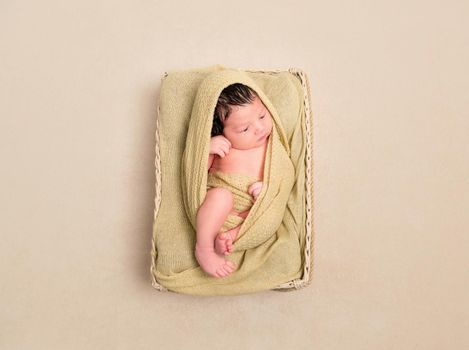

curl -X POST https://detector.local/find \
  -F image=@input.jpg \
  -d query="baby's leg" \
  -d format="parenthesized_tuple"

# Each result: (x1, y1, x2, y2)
(215, 209, 248, 255)
(195, 187, 236, 278)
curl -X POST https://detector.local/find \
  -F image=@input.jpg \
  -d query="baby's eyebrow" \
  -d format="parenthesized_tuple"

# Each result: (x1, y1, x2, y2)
(231, 108, 266, 128)
(235, 123, 248, 129)
(232, 119, 248, 127)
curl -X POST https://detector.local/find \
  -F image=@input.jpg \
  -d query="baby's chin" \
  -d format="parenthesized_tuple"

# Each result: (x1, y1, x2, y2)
(231, 136, 270, 150)
(253, 137, 269, 148)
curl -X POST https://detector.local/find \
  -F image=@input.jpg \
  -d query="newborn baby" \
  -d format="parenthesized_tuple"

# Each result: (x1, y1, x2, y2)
(195, 83, 273, 278)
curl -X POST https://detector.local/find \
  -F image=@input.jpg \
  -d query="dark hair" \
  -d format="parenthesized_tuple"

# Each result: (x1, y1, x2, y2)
(211, 83, 258, 137)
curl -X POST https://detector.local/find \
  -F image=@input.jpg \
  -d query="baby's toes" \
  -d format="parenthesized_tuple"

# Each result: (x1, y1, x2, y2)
(219, 241, 229, 255)
(225, 260, 236, 270)
(216, 267, 228, 278)
(214, 234, 228, 255)
(221, 264, 233, 275)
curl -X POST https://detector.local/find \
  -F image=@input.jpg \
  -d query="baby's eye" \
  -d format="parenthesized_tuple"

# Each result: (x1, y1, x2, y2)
(260, 115, 265, 119)
(241, 127, 249, 133)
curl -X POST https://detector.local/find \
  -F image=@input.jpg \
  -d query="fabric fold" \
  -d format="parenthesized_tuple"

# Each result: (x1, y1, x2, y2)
(206, 171, 259, 233)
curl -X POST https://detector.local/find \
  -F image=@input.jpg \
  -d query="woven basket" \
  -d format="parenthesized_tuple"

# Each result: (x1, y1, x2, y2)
(150, 67, 314, 293)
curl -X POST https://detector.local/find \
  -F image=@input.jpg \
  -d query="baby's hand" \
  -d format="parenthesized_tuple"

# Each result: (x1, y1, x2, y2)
(248, 181, 263, 201)
(209, 135, 231, 158)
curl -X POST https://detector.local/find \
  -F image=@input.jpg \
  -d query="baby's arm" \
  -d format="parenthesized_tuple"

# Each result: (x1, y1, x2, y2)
(208, 135, 231, 170)
(208, 154, 215, 170)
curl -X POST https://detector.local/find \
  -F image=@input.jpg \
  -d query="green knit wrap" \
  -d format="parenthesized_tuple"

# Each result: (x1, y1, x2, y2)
(206, 171, 259, 233)
(153, 66, 306, 296)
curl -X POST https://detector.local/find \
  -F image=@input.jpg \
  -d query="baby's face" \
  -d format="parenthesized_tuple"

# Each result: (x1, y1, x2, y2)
(222, 96, 273, 150)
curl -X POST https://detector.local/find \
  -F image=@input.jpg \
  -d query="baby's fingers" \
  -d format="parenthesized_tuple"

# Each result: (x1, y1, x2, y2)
(254, 188, 262, 197)
(215, 149, 226, 158)
(221, 143, 230, 155)
(249, 182, 262, 193)
(217, 147, 230, 158)
(223, 138, 232, 148)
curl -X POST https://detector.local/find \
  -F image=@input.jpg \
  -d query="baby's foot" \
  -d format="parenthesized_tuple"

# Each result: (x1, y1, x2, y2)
(214, 232, 233, 256)
(214, 226, 241, 256)
(195, 243, 236, 278)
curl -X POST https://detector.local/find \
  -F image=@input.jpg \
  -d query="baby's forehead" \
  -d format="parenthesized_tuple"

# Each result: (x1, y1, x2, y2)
(226, 100, 266, 121)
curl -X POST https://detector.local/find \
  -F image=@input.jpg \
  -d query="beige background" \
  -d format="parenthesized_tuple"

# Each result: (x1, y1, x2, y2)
(1, 0, 468, 349)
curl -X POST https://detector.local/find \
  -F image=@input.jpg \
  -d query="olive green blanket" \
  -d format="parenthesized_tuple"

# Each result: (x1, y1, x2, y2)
(206, 171, 260, 233)
(152, 65, 307, 296)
